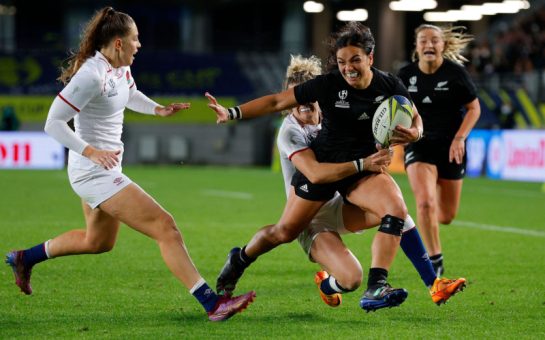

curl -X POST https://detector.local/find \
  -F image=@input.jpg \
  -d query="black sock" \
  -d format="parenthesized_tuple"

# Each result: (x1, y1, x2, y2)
(430, 253, 443, 267)
(367, 267, 388, 290)
(232, 246, 255, 270)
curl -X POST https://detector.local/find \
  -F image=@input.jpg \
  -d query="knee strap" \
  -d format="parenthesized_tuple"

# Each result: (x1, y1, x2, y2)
(378, 215, 405, 236)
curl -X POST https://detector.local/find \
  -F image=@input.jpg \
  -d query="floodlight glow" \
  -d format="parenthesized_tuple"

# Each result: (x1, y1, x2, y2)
(504, 0, 530, 10)
(336, 9, 368, 21)
(390, 0, 437, 12)
(448, 9, 482, 21)
(303, 1, 324, 13)
(482, 2, 519, 14)
(423, 11, 456, 22)
(461, 5, 497, 15)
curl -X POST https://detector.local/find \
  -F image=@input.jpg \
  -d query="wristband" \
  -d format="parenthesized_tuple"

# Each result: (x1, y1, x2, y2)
(353, 158, 365, 172)
(227, 106, 242, 120)
(454, 135, 465, 141)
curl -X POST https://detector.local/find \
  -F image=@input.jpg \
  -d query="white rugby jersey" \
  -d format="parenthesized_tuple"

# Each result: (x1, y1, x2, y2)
(45, 51, 157, 167)
(276, 114, 321, 197)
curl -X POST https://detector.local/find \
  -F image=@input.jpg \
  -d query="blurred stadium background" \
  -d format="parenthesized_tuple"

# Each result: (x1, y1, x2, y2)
(0, 0, 544, 182)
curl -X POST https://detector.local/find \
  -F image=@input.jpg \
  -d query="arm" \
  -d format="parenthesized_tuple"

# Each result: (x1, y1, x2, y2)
(127, 87, 190, 117)
(44, 95, 121, 170)
(290, 147, 392, 184)
(206, 88, 298, 123)
(450, 97, 481, 164)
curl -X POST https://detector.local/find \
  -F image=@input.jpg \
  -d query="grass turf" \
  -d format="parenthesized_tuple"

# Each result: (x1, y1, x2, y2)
(1, 166, 544, 339)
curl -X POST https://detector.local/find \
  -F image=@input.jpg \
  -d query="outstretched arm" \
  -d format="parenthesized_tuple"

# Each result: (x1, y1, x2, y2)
(291, 147, 392, 184)
(206, 88, 298, 123)
(127, 89, 190, 117)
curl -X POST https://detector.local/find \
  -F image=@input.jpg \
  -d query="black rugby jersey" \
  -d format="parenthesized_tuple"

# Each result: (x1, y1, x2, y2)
(294, 68, 410, 163)
(398, 59, 477, 141)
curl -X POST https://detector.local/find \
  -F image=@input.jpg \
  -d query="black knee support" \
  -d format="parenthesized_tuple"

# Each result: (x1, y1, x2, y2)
(378, 215, 404, 236)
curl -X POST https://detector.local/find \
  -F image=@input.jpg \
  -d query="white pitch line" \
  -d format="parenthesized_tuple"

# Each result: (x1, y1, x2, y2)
(202, 189, 253, 200)
(454, 220, 545, 237)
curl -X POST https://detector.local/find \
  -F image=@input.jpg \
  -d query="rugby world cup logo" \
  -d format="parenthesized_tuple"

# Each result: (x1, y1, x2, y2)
(335, 90, 350, 108)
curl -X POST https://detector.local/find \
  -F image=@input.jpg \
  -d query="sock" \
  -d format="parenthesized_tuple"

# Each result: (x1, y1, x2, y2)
(401, 227, 436, 288)
(190, 279, 219, 313)
(22, 242, 49, 267)
(233, 246, 255, 270)
(430, 253, 444, 275)
(320, 276, 350, 295)
(367, 267, 388, 290)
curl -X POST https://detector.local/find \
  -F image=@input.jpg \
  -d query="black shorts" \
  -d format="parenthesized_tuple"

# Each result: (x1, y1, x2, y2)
(291, 170, 373, 201)
(404, 139, 466, 180)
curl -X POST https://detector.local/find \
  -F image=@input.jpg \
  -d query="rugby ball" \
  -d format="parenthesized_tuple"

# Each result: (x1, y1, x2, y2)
(372, 95, 414, 147)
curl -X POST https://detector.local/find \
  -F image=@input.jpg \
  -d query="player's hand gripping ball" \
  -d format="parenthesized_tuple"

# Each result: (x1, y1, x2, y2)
(372, 95, 414, 147)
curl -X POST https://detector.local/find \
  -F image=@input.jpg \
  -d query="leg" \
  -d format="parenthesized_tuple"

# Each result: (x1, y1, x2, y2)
(98, 183, 255, 320)
(345, 173, 409, 311)
(245, 190, 325, 258)
(311, 231, 362, 307)
(98, 183, 200, 289)
(346, 173, 407, 272)
(311, 231, 363, 291)
(436, 178, 463, 224)
(48, 200, 120, 256)
(217, 187, 324, 295)
(406, 162, 442, 256)
(5, 199, 121, 295)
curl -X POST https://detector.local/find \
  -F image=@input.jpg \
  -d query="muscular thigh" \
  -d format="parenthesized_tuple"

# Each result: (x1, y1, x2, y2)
(277, 187, 325, 234)
(345, 173, 406, 218)
(406, 162, 438, 201)
(99, 183, 171, 239)
(83, 200, 120, 247)
(311, 232, 361, 275)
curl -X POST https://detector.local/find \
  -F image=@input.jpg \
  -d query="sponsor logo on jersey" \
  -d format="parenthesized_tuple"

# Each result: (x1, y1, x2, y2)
(299, 184, 309, 193)
(405, 151, 415, 162)
(374, 95, 385, 103)
(422, 96, 432, 103)
(113, 177, 124, 186)
(357, 112, 370, 120)
(434, 80, 449, 91)
(335, 90, 350, 108)
(408, 76, 418, 92)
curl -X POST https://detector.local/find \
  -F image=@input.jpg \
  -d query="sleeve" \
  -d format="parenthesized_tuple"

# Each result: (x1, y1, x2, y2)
(126, 89, 160, 115)
(44, 95, 88, 154)
(277, 121, 310, 161)
(126, 67, 159, 115)
(457, 66, 478, 105)
(293, 74, 329, 105)
(44, 69, 101, 154)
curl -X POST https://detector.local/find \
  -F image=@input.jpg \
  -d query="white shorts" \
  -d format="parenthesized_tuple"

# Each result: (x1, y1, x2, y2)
(297, 193, 362, 262)
(68, 155, 132, 209)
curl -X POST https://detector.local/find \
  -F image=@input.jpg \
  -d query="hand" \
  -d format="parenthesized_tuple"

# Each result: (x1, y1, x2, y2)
(82, 146, 121, 170)
(155, 103, 191, 117)
(364, 145, 392, 173)
(390, 125, 420, 145)
(205, 92, 229, 124)
(449, 138, 465, 164)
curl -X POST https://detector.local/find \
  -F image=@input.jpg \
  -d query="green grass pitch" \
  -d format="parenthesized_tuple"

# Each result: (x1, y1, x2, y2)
(1, 166, 544, 338)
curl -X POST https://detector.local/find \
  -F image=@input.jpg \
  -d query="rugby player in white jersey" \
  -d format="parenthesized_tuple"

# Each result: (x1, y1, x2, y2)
(5, 6, 254, 322)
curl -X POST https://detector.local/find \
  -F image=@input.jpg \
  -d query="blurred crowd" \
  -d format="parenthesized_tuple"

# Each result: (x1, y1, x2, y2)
(468, 5, 545, 76)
